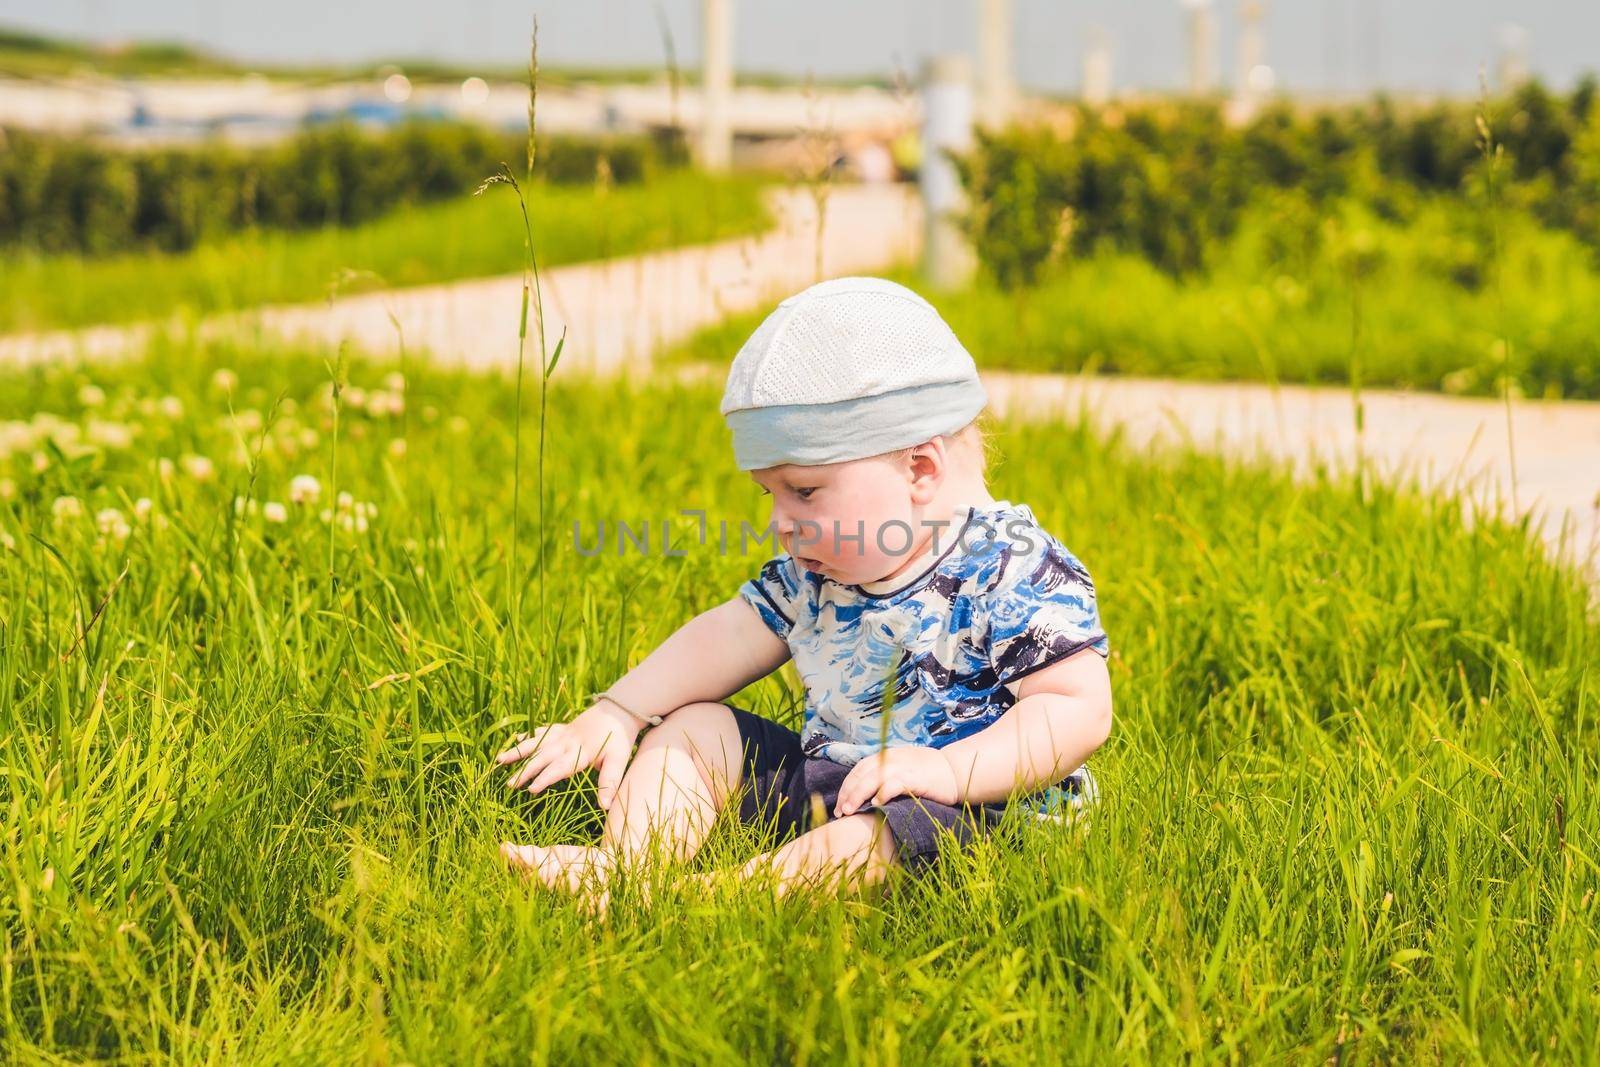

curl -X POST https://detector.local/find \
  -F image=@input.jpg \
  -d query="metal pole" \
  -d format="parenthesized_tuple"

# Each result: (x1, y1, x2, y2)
(920, 55, 975, 292)
(1083, 27, 1113, 107)
(701, 0, 733, 171)
(1182, 0, 1217, 95)
(977, 0, 1014, 129)
(1234, 1, 1268, 119)
(1496, 23, 1529, 90)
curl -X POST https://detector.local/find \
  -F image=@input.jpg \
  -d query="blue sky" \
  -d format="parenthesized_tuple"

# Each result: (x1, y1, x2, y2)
(4, 1, 1596, 95)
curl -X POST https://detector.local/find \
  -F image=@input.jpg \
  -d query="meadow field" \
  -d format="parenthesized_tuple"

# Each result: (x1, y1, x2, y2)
(0, 170, 769, 335)
(1, 334, 1596, 1062)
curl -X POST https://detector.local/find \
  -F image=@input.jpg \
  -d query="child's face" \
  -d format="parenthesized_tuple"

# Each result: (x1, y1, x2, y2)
(750, 447, 940, 585)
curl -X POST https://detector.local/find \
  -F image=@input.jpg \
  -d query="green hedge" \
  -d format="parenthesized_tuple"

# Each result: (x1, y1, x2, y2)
(956, 79, 1600, 287)
(0, 120, 683, 256)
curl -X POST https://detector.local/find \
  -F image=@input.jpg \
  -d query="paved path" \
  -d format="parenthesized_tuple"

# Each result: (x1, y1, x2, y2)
(0, 184, 921, 374)
(981, 371, 1600, 576)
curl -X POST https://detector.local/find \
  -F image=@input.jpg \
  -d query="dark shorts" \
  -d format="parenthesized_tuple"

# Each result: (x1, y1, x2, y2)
(727, 705, 1021, 872)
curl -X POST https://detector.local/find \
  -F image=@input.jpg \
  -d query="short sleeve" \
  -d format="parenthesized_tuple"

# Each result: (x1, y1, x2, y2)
(738, 555, 804, 641)
(982, 540, 1108, 687)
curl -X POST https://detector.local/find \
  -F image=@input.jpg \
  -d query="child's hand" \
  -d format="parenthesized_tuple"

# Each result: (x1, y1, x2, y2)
(834, 746, 960, 818)
(496, 703, 643, 810)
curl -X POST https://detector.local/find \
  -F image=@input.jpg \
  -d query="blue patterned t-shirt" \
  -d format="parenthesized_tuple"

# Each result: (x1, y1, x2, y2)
(738, 500, 1108, 816)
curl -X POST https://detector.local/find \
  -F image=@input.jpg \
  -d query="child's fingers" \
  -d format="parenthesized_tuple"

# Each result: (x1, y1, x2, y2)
(870, 776, 905, 809)
(496, 725, 555, 764)
(833, 765, 865, 816)
(506, 743, 565, 790)
(593, 740, 629, 810)
(524, 750, 586, 796)
(833, 758, 882, 817)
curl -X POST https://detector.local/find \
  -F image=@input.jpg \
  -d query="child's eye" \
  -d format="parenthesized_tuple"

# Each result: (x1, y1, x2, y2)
(794, 487, 817, 501)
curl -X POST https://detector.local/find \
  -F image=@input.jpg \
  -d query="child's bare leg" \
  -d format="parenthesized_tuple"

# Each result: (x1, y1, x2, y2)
(737, 811, 898, 896)
(502, 702, 743, 892)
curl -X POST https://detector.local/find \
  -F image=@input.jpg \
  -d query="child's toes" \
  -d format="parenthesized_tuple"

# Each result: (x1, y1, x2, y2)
(500, 841, 542, 873)
(577, 886, 611, 920)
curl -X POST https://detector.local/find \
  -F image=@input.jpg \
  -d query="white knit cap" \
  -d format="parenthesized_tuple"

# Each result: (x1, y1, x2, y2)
(720, 276, 988, 470)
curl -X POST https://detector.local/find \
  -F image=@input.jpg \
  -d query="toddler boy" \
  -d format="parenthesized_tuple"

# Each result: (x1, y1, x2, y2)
(498, 277, 1112, 896)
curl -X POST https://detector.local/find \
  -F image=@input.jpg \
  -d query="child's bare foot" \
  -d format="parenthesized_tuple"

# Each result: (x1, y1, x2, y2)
(499, 842, 616, 897)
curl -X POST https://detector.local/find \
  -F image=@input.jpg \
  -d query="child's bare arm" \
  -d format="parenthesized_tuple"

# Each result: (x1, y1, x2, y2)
(604, 596, 791, 720)
(496, 598, 788, 806)
(939, 649, 1112, 805)
(834, 648, 1111, 817)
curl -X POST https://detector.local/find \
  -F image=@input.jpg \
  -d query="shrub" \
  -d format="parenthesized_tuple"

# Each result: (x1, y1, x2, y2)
(0, 120, 677, 256)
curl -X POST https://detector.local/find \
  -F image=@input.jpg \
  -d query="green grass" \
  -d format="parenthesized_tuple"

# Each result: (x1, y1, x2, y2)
(0, 333, 1595, 1061)
(671, 196, 1600, 400)
(0, 170, 771, 334)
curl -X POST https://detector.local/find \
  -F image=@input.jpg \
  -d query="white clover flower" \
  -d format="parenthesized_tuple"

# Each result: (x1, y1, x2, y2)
(319, 507, 334, 524)
(158, 457, 176, 482)
(337, 511, 370, 534)
(298, 427, 320, 449)
(232, 409, 264, 434)
(343, 386, 368, 412)
(211, 368, 239, 394)
(0, 477, 14, 501)
(387, 438, 407, 458)
(279, 397, 299, 416)
(337, 490, 354, 510)
(357, 501, 377, 519)
(52, 495, 83, 521)
(263, 501, 288, 524)
(0, 421, 29, 458)
(32, 451, 49, 473)
(97, 507, 131, 540)
(383, 371, 406, 391)
(181, 454, 215, 481)
(233, 496, 258, 517)
(32, 412, 74, 439)
(289, 474, 322, 504)
(368, 390, 404, 418)
(78, 384, 107, 408)
(159, 395, 185, 419)
(134, 497, 154, 521)
(87, 419, 135, 451)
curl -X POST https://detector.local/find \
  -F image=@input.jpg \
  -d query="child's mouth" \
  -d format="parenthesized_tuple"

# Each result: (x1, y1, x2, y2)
(796, 556, 826, 572)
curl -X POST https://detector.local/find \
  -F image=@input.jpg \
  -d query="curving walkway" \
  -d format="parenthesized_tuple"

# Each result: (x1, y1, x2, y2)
(0, 184, 920, 374)
(980, 371, 1600, 577)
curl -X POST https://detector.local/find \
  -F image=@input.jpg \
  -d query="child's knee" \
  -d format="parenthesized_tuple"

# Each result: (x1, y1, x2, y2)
(632, 701, 742, 798)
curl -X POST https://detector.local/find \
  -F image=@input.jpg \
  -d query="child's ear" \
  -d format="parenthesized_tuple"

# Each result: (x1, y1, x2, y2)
(906, 440, 945, 503)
